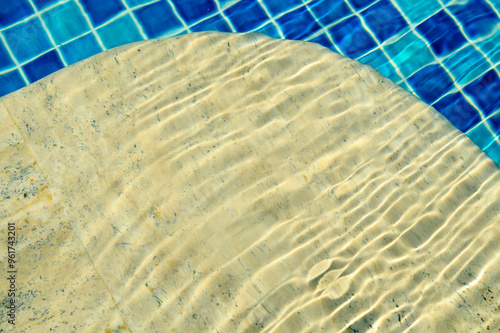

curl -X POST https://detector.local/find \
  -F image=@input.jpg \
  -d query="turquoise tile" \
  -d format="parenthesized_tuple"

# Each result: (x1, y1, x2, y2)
(398, 81, 411, 93)
(477, 29, 500, 65)
(383, 31, 434, 77)
(468, 122, 494, 149)
(396, 0, 440, 24)
(60, 33, 102, 65)
(42, 1, 90, 45)
(443, 46, 490, 87)
(358, 49, 398, 82)
(484, 137, 500, 164)
(97, 15, 143, 49)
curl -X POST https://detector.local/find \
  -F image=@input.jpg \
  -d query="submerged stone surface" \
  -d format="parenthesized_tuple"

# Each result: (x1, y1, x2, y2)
(1, 32, 499, 332)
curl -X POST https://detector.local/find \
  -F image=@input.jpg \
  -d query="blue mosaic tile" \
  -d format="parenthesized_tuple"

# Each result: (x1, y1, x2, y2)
(308, 0, 351, 27)
(309, 33, 333, 49)
(33, 0, 59, 10)
(171, 0, 217, 25)
(224, 1, 268, 32)
(22, 50, 64, 82)
(416, 10, 467, 57)
(0, 42, 14, 71)
(328, 16, 377, 58)
(396, 0, 440, 24)
(443, 46, 489, 86)
(361, 0, 407, 42)
(98, 15, 143, 49)
(0, 70, 25, 96)
(358, 49, 398, 83)
(263, 0, 303, 16)
(489, 115, 500, 137)
(464, 70, 500, 117)
(349, 0, 374, 10)
(191, 14, 232, 33)
(80, 0, 125, 27)
(60, 33, 102, 65)
(408, 64, 454, 104)
(469, 123, 495, 150)
(384, 31, 433, 77)
(476, 28, 500, 65)
(433, 92, 480, 132)
(41, 1, 90, 45)
(254, 23, 280, 39)
(276, 6, 321, 40)
(0, 0, 34, 30)
(134, 1, 183, 38)
(4, 17, 52, 63)
(448, 0, 497, 39)
(125, 0, 154, 8)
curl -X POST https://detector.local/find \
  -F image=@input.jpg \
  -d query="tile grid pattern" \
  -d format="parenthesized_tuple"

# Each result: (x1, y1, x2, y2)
(0, 0, 499, 165)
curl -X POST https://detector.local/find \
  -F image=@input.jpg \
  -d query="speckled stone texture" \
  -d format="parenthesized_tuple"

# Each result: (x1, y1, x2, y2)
(1, 32, 499, 332)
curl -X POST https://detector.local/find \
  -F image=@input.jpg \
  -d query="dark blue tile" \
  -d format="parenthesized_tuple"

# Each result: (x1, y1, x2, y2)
(448, 0, 497, 38)
(125, 0, 152, 7)
(22, 50, 64, 83)
(310, 34, 334, 50)
(80, 0, 125, 26)
(134, 1, 183, 38)
(60, 33, 102, 65)
(408, 64, 454, 104)
(4, 18, 52, 63)
(276, 6, 321, 40)
(309, 0, 351, 26)
(224, 1, 268, 32)
(171, 0, 216, 25)
(464, 69, 500, 117)
(416, 10, 467, 57)
(328, 16, 377, 58)
(0, 70, 25, 97)
(0, 0, 34, 29)
(42, 1, 90, 45)
(432, 92, 480, 132)
(32, 0, 59, 10)
(98, 15, 142, 49)
(263, 0, 303, 16)
(0, 42, 14, 71)
(361, 0, 407, 42)
(254, 23, 280, 39)
(191, 15, 231, 33)
(349, 0, 373, 10)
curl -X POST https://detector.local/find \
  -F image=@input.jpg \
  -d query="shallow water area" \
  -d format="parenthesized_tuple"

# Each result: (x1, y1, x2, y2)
(0, 32, 499, 332)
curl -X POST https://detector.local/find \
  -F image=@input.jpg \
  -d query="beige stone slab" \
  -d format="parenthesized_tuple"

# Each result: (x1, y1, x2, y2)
(0, 104, 128, 332)
(1, 32, 499, 332)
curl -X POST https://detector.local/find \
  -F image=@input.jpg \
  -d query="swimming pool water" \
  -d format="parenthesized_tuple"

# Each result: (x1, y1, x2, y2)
(0, 0, 499, 165)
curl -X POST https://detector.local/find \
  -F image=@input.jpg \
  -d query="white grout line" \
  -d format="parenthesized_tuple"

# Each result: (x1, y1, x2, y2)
(0, 32, 30, 84)
(165, 0, 191, 34)
(214, 0, 237, 32)
(27, 0, 68, 67)
(301, 0, 343, 54)
(256, 0, 284, 39)
(73, 0, 106, 51)
(434, 0, 500, 146)
(344, 0, 415, 94)
(117, 0, 148, 40)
